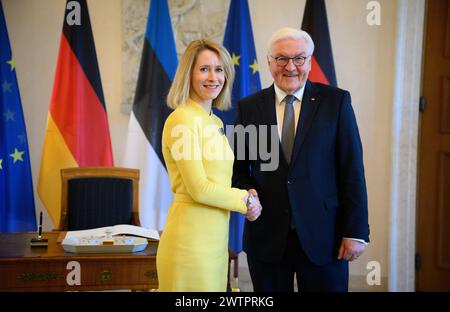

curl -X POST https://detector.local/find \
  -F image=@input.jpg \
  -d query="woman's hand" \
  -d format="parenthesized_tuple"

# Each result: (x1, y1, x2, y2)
(245, 189, 262, 221)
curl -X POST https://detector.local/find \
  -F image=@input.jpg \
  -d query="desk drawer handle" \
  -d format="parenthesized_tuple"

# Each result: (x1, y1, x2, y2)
(17, 272, 64, 282)
(144, 270, 157, 279)
(99, 269, 112, 281)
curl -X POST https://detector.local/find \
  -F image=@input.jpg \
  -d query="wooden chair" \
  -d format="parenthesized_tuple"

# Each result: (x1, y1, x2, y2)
(57, 167, 140, 231)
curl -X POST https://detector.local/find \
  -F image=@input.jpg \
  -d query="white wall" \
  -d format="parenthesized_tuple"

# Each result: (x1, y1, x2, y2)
(3, 0, 398, 289)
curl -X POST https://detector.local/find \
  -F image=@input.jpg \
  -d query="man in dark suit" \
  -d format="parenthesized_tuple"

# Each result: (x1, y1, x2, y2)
(232, 27, 369, 292)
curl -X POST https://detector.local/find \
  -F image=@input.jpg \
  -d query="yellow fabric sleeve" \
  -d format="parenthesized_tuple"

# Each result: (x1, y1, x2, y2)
(163, 110, 248, 214)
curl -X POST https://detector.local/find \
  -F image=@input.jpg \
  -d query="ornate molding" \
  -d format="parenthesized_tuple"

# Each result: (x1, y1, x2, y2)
(121, 0, 229, 114)
(16, 272, 64, 282)
(99, 268, 113, 281)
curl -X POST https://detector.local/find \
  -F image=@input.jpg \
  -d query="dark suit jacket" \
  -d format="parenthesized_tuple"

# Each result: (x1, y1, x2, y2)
(232, 81, 369, 266)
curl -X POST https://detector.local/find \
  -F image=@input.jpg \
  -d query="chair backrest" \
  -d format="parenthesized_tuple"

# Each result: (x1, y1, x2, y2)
(58, 167, 140, 231)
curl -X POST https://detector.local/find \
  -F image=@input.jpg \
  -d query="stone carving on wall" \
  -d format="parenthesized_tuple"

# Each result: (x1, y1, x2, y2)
(121, 0, 229, 114)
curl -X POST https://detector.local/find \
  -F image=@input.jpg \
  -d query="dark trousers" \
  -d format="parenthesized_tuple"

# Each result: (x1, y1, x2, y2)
(247, 229, 349, 292)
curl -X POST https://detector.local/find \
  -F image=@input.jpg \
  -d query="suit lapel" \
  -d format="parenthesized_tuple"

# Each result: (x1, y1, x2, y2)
(290, 81, 321, 167)
(257, 86, 278, 126)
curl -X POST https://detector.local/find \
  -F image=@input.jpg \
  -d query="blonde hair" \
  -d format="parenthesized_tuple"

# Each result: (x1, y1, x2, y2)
(267, 27, 315, 56)
(167, 39, 235, 110)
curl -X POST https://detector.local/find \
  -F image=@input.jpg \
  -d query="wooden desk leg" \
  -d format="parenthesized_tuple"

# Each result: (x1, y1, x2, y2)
(227, 249, 240, 292)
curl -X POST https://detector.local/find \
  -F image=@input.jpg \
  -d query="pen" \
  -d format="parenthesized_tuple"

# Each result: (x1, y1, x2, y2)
(38, 211, 43, 239)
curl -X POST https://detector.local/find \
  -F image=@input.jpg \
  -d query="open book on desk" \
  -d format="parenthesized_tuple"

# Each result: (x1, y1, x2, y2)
(62, 224, 160, 241)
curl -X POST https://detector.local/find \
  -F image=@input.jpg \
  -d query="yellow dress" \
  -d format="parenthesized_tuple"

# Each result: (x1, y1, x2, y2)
(156, 99, 248, 292)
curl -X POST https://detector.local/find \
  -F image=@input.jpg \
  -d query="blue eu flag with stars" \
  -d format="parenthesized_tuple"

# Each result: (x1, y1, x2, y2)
(216, 0, 261, 254)
(0, 3, 37, 232)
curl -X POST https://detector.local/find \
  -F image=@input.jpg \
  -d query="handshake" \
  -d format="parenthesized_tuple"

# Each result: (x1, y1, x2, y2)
(244, 189, 262, 222)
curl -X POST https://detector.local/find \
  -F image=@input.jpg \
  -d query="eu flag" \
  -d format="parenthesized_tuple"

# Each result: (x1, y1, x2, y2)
(216, 0, 261, 254)
(0, 3, 37, 232)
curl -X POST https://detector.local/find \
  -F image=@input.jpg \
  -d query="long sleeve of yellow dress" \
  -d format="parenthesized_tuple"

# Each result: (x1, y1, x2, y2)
(156, 100, 248, 292)
(164, 108, 248, 213)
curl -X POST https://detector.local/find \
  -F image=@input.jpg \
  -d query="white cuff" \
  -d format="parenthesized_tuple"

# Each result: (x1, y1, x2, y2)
(343, 237, 368, 245)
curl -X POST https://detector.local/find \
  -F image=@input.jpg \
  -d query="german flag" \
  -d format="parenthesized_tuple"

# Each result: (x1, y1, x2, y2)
(301, 0, 337, 86)
(38, 0, 113, 227)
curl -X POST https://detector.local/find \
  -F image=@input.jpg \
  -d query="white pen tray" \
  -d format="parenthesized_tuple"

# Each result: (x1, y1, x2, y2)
(62, 236, 148, 253)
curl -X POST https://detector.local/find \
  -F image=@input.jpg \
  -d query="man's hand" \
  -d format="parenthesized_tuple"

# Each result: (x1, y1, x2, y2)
(337, 238, 366, 261)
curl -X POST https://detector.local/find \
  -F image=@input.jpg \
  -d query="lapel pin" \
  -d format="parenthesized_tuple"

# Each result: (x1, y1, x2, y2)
(311, 97, 315, 101)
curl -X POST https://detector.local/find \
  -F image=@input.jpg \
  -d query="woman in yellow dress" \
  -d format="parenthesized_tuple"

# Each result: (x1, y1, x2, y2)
(156, 39, 261, 291)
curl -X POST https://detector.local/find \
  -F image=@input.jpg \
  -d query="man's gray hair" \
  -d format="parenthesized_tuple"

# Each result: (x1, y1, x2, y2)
(267, 27, 315, 56)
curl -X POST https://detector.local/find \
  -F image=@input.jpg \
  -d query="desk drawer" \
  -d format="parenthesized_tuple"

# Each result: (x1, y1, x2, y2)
(0, 259, 157, 291)
(0, 262, 67, 290)
(79, 259, 158, 288)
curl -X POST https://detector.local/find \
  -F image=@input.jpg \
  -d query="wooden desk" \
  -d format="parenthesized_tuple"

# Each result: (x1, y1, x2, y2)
(0, 232, 158, 291)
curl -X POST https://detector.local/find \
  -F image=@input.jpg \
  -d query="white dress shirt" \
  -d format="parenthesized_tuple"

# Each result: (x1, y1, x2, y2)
(274, 84, 304, 140)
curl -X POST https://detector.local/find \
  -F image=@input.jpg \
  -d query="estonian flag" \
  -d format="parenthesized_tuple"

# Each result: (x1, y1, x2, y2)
(0, 2, 37, 232)
(38, 0, 114, 227)
(216, 0, 262, 254)
(301, 0, 337, 87)
(123, 0, 177, 230)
